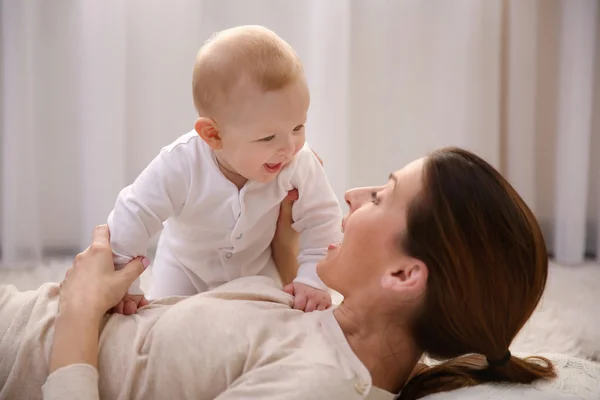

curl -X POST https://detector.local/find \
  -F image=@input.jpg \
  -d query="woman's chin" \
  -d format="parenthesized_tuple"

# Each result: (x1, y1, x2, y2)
(325, 242, 341, 258)
(316, 261, 328, 281)
(317, 242, 343, 281)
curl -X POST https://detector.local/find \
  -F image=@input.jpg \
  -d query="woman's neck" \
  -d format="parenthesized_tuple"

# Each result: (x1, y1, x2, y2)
(334, 300, 422, 394)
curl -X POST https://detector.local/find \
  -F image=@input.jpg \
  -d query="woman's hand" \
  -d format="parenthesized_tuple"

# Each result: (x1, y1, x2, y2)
(272, 189, 301, 286)
(50, 225, 148, 374)
(59, 225, 149, 320)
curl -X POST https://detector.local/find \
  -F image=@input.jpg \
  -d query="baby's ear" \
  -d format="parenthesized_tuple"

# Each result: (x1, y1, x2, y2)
(195, 118, 222, 150)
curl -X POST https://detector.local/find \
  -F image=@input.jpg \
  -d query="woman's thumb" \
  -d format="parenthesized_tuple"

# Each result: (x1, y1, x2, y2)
(118, 256, 150, 283)
(279, 189, 298, 222)
(286, 188, 299, 202)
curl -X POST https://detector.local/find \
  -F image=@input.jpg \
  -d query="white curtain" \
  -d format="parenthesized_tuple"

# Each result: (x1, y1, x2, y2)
(1, 0, 598, 268)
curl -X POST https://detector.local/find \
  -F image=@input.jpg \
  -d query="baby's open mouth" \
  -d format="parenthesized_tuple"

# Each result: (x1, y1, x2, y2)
(264, 162, 283, 173)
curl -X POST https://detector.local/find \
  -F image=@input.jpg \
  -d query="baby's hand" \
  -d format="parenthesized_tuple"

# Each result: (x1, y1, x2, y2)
(111, 293, 149, 315)
(283, 282, 331, 312)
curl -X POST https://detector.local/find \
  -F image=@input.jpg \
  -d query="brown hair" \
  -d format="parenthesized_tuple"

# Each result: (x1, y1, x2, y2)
(192, 25, 305, 118)
(398, 147, 555, 399)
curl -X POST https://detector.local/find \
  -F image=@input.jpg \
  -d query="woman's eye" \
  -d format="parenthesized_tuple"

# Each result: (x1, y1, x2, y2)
(371, 192, 380, 205)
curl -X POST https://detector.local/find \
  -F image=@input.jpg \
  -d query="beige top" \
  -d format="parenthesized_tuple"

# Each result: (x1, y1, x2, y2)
(0, 276, 394, 400)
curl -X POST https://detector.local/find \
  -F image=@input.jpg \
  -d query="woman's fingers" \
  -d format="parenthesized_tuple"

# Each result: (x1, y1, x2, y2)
(109, 258, 149, 310)
(90, 225, 110, 250)
(278, 189, 298, 226)
(286, 188, 299, 201)
(310, 148, 323, 166)
(117, 257, 149, 285)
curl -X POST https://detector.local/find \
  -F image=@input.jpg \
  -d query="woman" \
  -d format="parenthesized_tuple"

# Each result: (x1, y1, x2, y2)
(0, 147, 557, 399)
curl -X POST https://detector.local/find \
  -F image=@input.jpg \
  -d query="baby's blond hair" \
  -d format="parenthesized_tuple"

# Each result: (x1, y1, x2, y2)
(192, 25, 304, 118)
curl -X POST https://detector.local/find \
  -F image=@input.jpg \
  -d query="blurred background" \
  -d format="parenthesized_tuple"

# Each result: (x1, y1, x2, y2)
(0, 0, 599, 268)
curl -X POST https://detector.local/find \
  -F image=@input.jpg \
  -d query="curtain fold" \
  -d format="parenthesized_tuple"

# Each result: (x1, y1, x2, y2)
(1, 0, 598, 267)
(78, 1, 128, 251)
(552, 0, 598, 263)
(1, 0, 42, 266)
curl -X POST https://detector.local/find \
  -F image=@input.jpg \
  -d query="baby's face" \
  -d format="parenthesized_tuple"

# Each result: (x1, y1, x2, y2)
(217, 79, 309, 183)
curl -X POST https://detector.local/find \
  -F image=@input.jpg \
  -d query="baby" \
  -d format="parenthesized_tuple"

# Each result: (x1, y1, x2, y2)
(107, 26, 343, 314)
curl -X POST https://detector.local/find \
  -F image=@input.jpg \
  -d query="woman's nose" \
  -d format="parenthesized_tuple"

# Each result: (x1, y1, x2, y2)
(344, 187, 369, 212)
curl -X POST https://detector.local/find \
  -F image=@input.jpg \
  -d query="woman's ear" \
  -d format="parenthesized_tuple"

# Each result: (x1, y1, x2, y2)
(195, 118, 222, 150)
(380, 258, 428, 295)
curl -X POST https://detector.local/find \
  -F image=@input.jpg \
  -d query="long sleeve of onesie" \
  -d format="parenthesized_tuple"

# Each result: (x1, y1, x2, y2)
(107, 145, 191, 294)
(290, 150, 343, 291)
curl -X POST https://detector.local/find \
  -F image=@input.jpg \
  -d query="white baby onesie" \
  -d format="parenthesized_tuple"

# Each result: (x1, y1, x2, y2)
(107, 130, 343, 297)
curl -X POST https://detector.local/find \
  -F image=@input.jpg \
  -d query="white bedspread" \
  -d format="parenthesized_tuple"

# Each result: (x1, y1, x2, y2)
(423, 354, 600, 400)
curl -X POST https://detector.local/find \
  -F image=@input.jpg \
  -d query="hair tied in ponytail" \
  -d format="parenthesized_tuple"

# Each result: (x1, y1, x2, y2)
(486, 350, 512, 367)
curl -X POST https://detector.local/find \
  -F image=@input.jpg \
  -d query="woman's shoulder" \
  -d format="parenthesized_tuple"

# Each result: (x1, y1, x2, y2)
(228, 361, 379, 400)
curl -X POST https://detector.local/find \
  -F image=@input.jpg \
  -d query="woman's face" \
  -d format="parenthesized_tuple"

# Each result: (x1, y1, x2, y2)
(317, 158, 425, 295)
